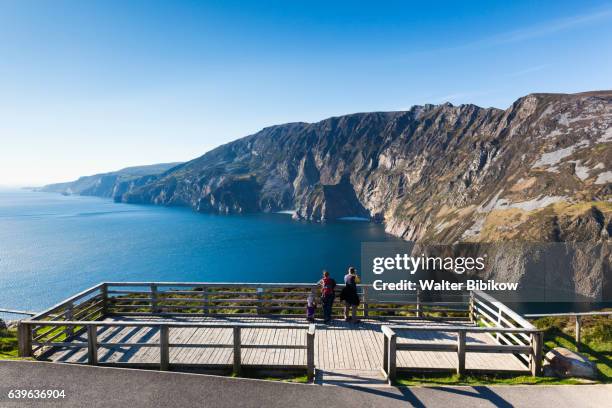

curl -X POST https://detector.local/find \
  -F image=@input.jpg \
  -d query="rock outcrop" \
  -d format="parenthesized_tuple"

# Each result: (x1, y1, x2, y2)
(543, 347, 598, 379)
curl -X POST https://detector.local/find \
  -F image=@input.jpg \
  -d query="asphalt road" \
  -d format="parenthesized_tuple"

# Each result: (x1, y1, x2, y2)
(0, 361, 610, 407)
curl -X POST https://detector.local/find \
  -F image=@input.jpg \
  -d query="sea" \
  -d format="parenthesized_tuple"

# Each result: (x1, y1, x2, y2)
(0, 189, 604, 317)
(0, 188, 399, 313)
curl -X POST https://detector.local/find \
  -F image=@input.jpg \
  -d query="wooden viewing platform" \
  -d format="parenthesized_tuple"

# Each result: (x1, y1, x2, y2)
(18, 282, 542, 384)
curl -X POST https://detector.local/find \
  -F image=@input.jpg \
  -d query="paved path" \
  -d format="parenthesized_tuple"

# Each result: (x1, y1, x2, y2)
(1, 361, 610, 407)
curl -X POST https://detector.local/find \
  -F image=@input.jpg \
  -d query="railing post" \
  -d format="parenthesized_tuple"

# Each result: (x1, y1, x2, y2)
(17, 322, 32, 358)
(160, 325, 169, 371)
(100, 283, 108, 317)
(233, 327, 241, 375)
(387, 330, 396, 384)
(530, 332, 543, 376)
(256, 288, 263, 315)
(65, 302, 74, 338)
(416, 289, 422, 319)
(469, 291, 475, 323)
(151, 284, 159, 313)
(575, 316, 581, 350)
(87, 325, 98, 365)
(496, 308, 502, 342)
(202, 286, 208, 315)
(307, 324, 315, 382)
(457, 330, 466, 376)
(362, 286, 368, 318)
(382, 333, 389, 374)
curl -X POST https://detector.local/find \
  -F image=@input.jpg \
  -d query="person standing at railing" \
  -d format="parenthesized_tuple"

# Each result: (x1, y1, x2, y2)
(340, 266, 361, 324)
(318, 270, 336, 324)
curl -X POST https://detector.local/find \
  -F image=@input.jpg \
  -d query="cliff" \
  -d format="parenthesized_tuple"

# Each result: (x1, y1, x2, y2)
(41, 91, 612, 299)
(116, 92, 610, 243)
(39, 162, 183, 198)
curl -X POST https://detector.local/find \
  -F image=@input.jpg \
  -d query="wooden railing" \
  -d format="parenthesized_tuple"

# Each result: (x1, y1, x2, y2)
(18, 283, 106, 357)
(0, 309, 36, 316)
(470, 290, 542, 368)
(101, 282, 471, 320)
(18, 319, 316, 381)
(15, 282, 471, 323)
(524, 311, 612, 351)
(381, 290, 543, 382)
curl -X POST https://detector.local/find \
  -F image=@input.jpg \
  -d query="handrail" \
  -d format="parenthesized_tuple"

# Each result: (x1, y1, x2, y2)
(524, 311, 612, 317)
(101, 282, 471, 320)
(524, 311, 611, 350)
(19, 319, 316, 380)
(0, 309, 37, 316)
(23, 320, 310, 329)
(381, 322, 542, 382)
(387, 325, 540, 333)
(380, 290, 545, 383)
(29, 283, 105, 320)
(473, 290, 535, 329)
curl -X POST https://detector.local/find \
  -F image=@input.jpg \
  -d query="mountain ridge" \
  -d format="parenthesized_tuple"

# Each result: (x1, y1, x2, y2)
(40, 91, 612, 299)
(40, 91, 612, 245)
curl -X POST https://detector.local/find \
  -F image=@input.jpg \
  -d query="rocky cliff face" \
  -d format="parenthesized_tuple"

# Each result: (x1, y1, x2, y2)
(39, 162, 183, 198)
(118, 92, 611, 243)
(44, 91, 612, 299)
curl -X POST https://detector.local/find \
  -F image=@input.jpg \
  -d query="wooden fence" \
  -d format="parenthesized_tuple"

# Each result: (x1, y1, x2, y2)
(525, 311, 612, 351)
(101, 282, 470, 319)
(18, 319, 316, 380)
(17, 282, 542, 380)
(381, 290, 543, 382)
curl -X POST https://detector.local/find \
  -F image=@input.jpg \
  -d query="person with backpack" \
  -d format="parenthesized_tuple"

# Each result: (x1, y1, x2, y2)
(340, 266, 361, 323)
(318, 270, 336, 324)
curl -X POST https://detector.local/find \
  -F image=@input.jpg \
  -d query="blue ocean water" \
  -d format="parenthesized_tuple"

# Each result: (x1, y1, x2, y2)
(0, 189, 400, 312)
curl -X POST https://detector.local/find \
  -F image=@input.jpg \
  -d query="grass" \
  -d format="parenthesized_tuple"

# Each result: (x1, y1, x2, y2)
(396, 373, 587, 386)
(0, 327, 23, 360)
(533, 313, 611, 383)
(231, 371, 309, 383)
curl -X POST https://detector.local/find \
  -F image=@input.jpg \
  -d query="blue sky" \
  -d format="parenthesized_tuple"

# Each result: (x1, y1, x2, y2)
(1, 0, 611, 185)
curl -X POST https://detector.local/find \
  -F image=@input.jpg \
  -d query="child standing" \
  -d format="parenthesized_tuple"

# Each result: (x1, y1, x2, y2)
(306, 293, 316, 322)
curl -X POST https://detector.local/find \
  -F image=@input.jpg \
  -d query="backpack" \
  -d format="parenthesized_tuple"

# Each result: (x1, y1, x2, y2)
(321, 277, 336, 296)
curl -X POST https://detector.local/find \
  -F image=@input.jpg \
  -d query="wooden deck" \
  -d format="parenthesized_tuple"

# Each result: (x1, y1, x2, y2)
(42, 316, 529, 378)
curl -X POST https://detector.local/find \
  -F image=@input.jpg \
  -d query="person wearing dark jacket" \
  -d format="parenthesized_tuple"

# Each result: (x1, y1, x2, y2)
(318, 270, 336, 324)
(340, 266, 360, 323)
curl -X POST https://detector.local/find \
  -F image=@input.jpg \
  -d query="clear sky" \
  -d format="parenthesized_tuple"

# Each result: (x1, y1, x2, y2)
(1, 0, 611, 186)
